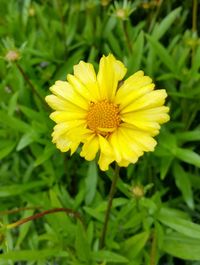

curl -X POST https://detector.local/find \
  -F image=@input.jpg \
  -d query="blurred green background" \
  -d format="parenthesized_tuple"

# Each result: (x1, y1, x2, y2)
(0, 0, 200, 264)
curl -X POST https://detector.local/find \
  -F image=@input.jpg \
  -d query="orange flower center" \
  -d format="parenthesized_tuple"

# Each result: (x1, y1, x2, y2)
(87, 100, 121, 135)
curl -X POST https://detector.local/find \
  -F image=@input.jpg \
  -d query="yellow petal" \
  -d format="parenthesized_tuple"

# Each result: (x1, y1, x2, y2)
(109, 131, 122, 163)
(98, 153, 114, 171)
(50, 111, 86, 123)
(122, 118, 161, 134)
(52, 120, 86, 141)
(67, 74, 97, 102)
(109, 128, 140, 165)
(49, 80, 89, 110)
(121, 89, 168, 113)
(54, 136, 71, 152)
(54, 134, 80, 154)
(119, 125, 144, 156)
(117, 128, 140, 163)
(118, 160, 130, 167)
(45, 94, 85, 112)
(115, 73, 153, 108)
(119, 83, 155, 110)
(121, 106, 170, 126)
(97, 54, 127, 101)
(73, 61, 101, 100)
(121, 124, 157, 152)
(80, 134, 99, 161)
(52, 125, 89, 154)
(98, 135, 113, 156)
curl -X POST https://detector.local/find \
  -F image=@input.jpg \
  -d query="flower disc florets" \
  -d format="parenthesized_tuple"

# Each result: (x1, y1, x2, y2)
(87, 100, 120, 136)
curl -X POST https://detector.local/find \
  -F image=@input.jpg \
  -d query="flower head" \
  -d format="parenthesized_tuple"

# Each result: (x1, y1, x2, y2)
(111, 0, 136, 20)
(131, 185, 144, 198)
(45, 54, 169, 171)
(5, 50, 20, 62)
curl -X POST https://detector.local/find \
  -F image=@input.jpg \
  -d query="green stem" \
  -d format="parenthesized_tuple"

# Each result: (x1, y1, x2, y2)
(56, 0, 67, 57)
(99, 164, 120, 249)
(122, 20, 133, 53)
(6, 208, 82, 229)
(191, 0, 198, 65)
(192, 0, 198, 34)
(149, 229, 157, 265)
(148, 0, 163, 33)
(16, 62, 47, 108)
(0, 206, 42, 215)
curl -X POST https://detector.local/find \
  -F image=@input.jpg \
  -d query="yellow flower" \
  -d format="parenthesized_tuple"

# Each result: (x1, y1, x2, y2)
(45, 54, 169, 171)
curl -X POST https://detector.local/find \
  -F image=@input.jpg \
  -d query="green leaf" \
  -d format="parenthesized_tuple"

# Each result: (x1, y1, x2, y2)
(173, 162, 194, 209)
(53, 49, 85, 81)
(152, 7, 181, 40)
(146, 34, 177, 73)
(191, 45, 200, 73)
(34, 142, 56, 166)
(92, 250, 128, 263)
(75, 221, 91, 262)
(85, 161, 98, 205)
(16, 132, 37, 151)
(15, 209, 34, 248)
(157, 207, 189, 220)
(0, 181, 48, 197)
(123, 212, 145, 229)
(176, 129, 200, 142)
(0, 249, 68, 261)
(175, 147, 200, 167)
(0, 141, 16, 159)
(107, 32, 122, 58)
(158, 209, 200, 239)
(128, 31, 144, 73)
(0, 110, 30, 133)
(8, 91, 19, 116)
(83, 206, 104, 222)
(160, 155, 173, 180)
(161, 233, 200, 260)
(122, 231, 149, 259)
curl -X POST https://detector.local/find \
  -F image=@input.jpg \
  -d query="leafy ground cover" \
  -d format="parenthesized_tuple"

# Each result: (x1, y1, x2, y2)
(0, 0, 200, 264)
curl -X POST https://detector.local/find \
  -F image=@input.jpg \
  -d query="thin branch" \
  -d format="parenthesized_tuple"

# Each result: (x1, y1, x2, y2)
(6, 208, 82, 229)
(150, 229, 157, 265)
(16, 62, 47, 108)
(0, 206, 42, 215)
(99, 164, 120, 249)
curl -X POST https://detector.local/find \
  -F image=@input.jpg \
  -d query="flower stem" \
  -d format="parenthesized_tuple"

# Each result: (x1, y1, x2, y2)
(148, 0, 163, 33)
(56, 0, 67, 57)
(192, 0, 198, 34)
(191, 0, 198, 65)
(0, 206, 42, 215)
(6, 207, 82, 229)
(15, 62, 47, 108)
(149, 229, 157, 265)
(99, 164, 120, 249)
(122, 20, 132, 53)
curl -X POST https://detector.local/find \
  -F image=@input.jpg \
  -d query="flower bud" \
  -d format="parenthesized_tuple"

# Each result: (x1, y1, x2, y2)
(5, 50, 20, 62)
(131, 185, 144, 198)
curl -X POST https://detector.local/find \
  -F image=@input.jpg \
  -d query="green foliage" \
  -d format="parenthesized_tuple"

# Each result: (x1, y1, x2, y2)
(0, 0, 200, 264)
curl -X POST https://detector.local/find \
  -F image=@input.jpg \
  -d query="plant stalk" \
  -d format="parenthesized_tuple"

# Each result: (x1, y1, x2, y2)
(150, 229, 157, 265)
(0, 206, 42, 215)
(6, 207, 82, 229)
(192, 0, 198, 34)
(191, 0, 198, 65)
(122, 20, 133, 53)
(99, 164, 120, 249)
(16, 62, 47, 108)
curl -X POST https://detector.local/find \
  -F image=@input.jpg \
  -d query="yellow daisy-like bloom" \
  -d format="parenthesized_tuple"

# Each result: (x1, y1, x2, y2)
(45, 54, 169, 171)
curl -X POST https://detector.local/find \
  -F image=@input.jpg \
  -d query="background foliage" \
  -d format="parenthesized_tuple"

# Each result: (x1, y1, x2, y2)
(0, 0, 200, 264)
